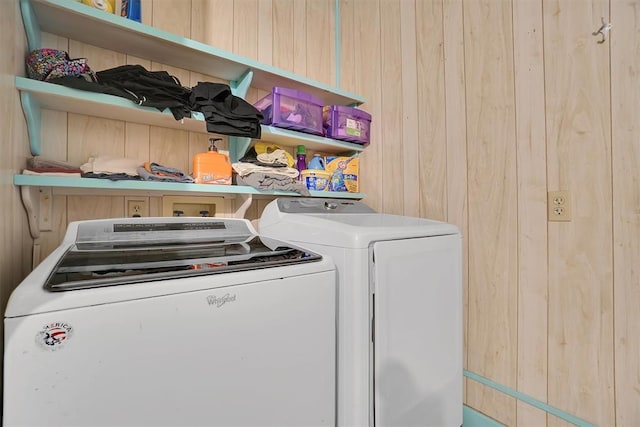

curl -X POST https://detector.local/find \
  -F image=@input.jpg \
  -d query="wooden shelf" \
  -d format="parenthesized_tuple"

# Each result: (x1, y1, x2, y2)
(14, 174, 365, 199)
(16, 77, 366, 156)
(15, 0, 367, 235)
(22, 0, 364, 106)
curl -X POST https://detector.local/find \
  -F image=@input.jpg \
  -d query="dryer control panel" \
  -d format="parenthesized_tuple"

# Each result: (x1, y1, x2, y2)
(277, 198, 377, 214)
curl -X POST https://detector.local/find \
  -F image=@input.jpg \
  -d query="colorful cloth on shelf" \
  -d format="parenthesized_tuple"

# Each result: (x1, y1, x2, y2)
(26, 48, 96, 82)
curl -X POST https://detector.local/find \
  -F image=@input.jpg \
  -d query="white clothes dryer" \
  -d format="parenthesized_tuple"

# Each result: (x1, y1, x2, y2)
(4, 217, 336, 427)
(259, 198, 463, 427)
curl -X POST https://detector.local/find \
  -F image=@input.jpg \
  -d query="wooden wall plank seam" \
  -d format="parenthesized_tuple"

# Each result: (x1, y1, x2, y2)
(512, 0, 549, 425)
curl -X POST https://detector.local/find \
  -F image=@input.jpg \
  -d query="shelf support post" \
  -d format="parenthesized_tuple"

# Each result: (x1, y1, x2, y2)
(20, 186, 53, 240)
(228, 69, 255, 162)
(229, 69, 254, 99)
(20, 0, 42, 52)
(228, 136, 252, 163)
(233, 193, 253, 219)
(20, 91, 42, 156)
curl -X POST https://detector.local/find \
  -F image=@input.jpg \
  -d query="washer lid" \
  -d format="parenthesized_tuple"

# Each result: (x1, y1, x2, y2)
(45, 217, 322, 291)
(259, 198, 460, 248)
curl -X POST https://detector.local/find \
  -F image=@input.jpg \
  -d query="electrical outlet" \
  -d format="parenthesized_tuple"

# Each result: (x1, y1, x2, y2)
(548, 191, 571, 222)
(126, 199, 148, 217)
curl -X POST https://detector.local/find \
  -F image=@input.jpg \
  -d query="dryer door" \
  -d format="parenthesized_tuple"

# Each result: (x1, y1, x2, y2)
(372, 234, 463, 427)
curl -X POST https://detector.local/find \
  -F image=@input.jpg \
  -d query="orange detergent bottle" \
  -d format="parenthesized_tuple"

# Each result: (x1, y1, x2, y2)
(193, 138, 232, 185)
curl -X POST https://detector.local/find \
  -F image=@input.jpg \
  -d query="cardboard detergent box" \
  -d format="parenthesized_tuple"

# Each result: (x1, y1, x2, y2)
(325, 156, 359, 193)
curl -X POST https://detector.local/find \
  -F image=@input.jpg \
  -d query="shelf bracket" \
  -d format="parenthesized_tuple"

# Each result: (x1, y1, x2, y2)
(20, 0, 42, 52)
(230, 69, 254, 99)
(20, 186, 52, 240)
(20, 91, 42, 156)
(228, 136, 252, 163)
(233, 193, 253, 219)
(228, 70, 255, 162)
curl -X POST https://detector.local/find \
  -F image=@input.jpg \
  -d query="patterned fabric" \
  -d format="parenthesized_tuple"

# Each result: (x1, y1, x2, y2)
(25, 48, 95, 82)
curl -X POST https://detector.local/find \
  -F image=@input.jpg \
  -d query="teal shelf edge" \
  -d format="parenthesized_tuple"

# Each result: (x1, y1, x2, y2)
(15, 77, 366, 158)
(23, 0, 365, 107)
(13, 175, 364, 199)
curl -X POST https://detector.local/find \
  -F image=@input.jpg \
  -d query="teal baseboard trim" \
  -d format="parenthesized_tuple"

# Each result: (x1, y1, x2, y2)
(463, 370, 596, 427)
(463, 405, 505, 427)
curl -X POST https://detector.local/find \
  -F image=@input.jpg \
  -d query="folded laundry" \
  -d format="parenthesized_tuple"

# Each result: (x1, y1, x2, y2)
(81, 156, 143, 176)
(137, 162, 194, 183)
(190, 82, 263, 138)
(50, 64, 192, 121)
(81, 172, 142, 181)
(238, 146, 287, 168)
(253, 142, 295, 167)
(232, 162, 299, 178)
(27, 156, 81, 170)
(256, 149, 290, 166)
(236, 173, 310, 196)
(22, 169, 82, 178)
(39, 61, 263, 135)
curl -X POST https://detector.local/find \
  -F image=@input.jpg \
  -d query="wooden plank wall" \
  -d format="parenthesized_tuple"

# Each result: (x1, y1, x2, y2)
(3, 1, 640, 426)
(0, 0, 32, 400)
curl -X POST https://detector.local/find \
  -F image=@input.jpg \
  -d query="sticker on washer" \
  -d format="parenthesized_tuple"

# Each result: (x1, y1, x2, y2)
(36, 322, 73, 351)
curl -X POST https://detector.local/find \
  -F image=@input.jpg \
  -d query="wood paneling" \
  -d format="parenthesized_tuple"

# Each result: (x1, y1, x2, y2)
(611, 1, 640, 425)
(305, 0, 334, 86)
(151, 0, 191, 37)
(379, 0, 403, 215)
(353, 0, 382, 211)
(416, 0, 446, 222)
(400, 0, 419, 218)
(273, 0, 295, 73)
(512, 0, 548, 425)
(234, 0, 258, 60)
(442, 0, 468, 401)
(191, 0, 234, 50)
(544, 1, 614, 426)
(464, 0, 518, 425)
(1, 1, 30, 381)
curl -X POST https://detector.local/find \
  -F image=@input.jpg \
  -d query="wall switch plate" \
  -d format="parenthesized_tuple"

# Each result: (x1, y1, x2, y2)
(548, 190, 571, 222)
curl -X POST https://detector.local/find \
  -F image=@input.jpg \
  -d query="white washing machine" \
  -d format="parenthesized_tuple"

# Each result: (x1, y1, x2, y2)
(3, 217, 336, 427)
(259, 198, 463, 427)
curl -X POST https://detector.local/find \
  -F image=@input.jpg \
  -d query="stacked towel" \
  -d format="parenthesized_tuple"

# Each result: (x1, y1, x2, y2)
(137, 162, 194, 183)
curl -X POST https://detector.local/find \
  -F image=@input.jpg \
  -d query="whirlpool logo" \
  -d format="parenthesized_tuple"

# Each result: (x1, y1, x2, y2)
(207, 293, 236, 308)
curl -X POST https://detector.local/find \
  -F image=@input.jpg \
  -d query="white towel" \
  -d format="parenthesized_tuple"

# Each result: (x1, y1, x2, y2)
(81, 156, 143, 176)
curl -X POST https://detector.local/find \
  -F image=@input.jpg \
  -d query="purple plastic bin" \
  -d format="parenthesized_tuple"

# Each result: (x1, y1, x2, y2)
(323, 105, 371, 145)
(253, 87, 324, 135)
